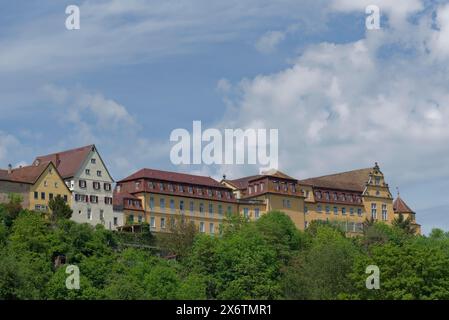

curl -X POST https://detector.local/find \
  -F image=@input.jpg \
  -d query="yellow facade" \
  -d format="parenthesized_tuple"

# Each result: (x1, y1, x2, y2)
(28, 163, 72, 212)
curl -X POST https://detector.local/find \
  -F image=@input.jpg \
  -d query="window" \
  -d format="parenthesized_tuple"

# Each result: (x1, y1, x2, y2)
(217, 191, 222, 199)
(160, 198, 166, 211)
(209, 223, 215, 234)
(170, 199, 175, 212)
(150, 217, 155, 228)
(104, 183, 111, 191)
(350, 208, 354, 216)
(179, 185, 184, 193)
(161, 218, 166, 229)
(85, 169, 90, 175)
(333, 206, 338, 215)
(197, 188, 202, 195)
(189, 201, 194, 215)
(90, 195, 98, 203)
(283, 199, 291, 208)
(342, 207, 346, 215)
(79, 180, 86, 188)
(34, 192, 38, 199)
(243, 208, 249, 218)
(325, 192, 330, 201)
(188, 186, 193, 194)
(149, 197, 154, 210)
(218, 204, 223, 216)
(255, 208, 260, 219)
(64, 195, 68, 202)
(54, 182, 58, 188)
(357, 208, 363, 217)
(207, 189, 212, 197)
(260, 183, 264, 191)
(283, 183, 288, 192)
(199, 222, 205, 233)
(326, 206, 330, 214)
(113, 217, 118, 226)
(100, 210, 104, 221)
(315, 191, 322, 200)
(49, 193, 54, 200)
(148, 182, 154, 189)
(168, 184, 174, 191)
(317, 204, 322, 212)
(91, 158, 96, 164)
(304, 206, 309, 214)
(333, 193, 338, 201)
(199, 203, 204, 214)
(44, 180, 48, 187)
(180, 200, 185, 212)
(93, 182, 100, 190)
(159, 183, 164, 190)
(248, 186, 252, 194)
(275, 182, 280, 191)
(376, 190, 380, 196)
(227, 206, 232, 215)
(375, 177, 380, 185)
(138, 215, 143, 223)
(371, 203, 377, 219)
(87, 209, 92, 220)
(382, 204, 388, 221)
(41, 192, 45, 200)
(209, 203, 213, 216)
(254, 184, 258, 193)
(97, 170, 102, 177)
(105, 197, 113, 205)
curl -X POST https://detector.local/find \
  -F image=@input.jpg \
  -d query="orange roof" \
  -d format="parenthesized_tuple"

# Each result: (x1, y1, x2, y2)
(393, 196, 415, 214)
(35, 145, 94, 179)
(299, 168, 372, 192)
(118, 168, 226, 189)
(0, 161, 52, 184)
(225, 170, 297, 190)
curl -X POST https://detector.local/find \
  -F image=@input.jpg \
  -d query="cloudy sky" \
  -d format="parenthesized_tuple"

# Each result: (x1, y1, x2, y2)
(1, 0, 448, 234)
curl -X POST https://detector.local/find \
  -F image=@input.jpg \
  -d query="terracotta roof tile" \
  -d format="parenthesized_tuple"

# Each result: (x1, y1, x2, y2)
(0, 161, 51, 184)
(299, 168, 372, 192)
(34, 145, 94, 179)
(393, 196, 415, 214)
(118, 168, 225, 189)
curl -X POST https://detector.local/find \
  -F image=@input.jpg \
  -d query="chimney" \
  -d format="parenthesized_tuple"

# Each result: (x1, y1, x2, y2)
(55, 153, 60, 167)
(223, 174, 226, 180)
(8, 164, 12, 174)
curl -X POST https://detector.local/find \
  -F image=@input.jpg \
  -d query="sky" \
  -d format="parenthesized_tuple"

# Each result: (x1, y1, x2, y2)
(1, 0, 449, 234)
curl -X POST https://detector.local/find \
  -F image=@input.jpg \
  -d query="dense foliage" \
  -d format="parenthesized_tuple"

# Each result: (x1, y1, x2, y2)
(1, 196, 448, 300)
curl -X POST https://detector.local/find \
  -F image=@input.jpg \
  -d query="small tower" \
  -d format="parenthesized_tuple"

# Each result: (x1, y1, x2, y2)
(393, 189, 421, 234)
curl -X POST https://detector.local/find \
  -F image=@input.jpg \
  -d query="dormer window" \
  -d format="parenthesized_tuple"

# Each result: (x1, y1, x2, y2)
(248, 186, 252, 194)
(159, 183, 164, 190)
(91, 159, 96, 164)
(85, 169, 90, 175)
(188, 186, 193, 193)
(179, 185, 184, 192)
(97, 170, 102, 177)
(135, 181, 140, 189)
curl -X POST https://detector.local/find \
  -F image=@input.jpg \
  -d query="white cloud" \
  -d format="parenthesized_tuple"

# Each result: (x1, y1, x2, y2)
(255, 31, 286, 53)
(0, 132, 20, 164)
(212, 1, 449, 189)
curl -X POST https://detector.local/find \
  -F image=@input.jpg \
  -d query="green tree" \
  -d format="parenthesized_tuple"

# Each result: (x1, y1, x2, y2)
(48, 195, 73, 223)
(158, 215, 197, 260)
(392, 213, 416, 235)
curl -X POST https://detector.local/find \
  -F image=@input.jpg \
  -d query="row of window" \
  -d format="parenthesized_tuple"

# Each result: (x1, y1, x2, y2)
(85, 168, 103, 177)
(74, 194, 113, 205)
(132, 181, 232, 199)
(371, 203, 388, 221)
(34, 192, 68, 202)
(304, 220, 364, 233)
(76, 180, 112, 191)
(149, 197, 233, 216)
(314, 191, 362, 204)
(273, 181, 297, 193)
(80, 208, 109, 223)
(144, 215, 220, 234)
(307, 204, 364, 217)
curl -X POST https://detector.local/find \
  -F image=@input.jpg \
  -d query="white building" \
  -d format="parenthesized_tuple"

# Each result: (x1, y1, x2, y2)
(34, 144, 121, 230)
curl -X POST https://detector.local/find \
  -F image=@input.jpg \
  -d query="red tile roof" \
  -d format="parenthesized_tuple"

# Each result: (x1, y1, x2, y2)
(0, 161, 52, 184)
(34, 145, 94, 179)
(225, 170, 297, 190)
(393, 196, 415, 214)
(299, 168, 372, 192)
(118, 168, 226, 189)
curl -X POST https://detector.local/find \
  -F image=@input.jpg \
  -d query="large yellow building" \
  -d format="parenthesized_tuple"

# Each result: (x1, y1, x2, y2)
(114, 163, 420, 235)
(0, 161, 72, 212)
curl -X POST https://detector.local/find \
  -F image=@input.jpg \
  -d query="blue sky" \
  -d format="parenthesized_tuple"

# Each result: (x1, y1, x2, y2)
(1, 0, 449, 234)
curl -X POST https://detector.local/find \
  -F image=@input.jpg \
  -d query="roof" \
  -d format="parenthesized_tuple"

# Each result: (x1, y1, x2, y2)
(393, 196, 415, 214)
(118, 168, 226, 189)
(299, 168, 373, 192)
(225, 170, 297, 190)
(0, 161, 52, 184)
(34, 145, 94, 179)
(112, 191, 140, 206)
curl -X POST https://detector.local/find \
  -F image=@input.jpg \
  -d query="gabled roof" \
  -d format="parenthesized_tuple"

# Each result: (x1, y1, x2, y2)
(34, 145, 94, 179)
(299, 168, 373, 192)
(224, 170, 297, 190)
(393, 196, 415, 214)
(118, 168, 226, 189)
(0, 161, 52, 184)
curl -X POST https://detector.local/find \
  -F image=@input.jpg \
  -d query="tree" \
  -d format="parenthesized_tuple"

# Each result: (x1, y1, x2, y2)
(48, 195, 73, 222)
(0, 193, 23, 227)
(158, 215, 197, 260)
(392, 213, 416, 235)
